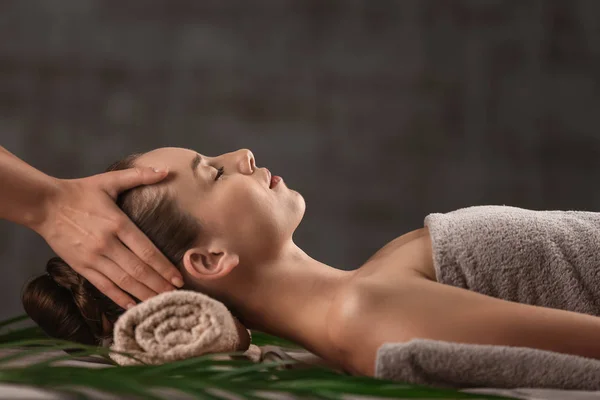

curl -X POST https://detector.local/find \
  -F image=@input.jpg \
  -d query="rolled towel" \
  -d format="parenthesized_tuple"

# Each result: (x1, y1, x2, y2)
(108, 290, 261, 366)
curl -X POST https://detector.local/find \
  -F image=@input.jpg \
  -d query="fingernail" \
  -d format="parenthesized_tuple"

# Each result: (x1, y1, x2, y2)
(152, 167, 167, 173)
(171, 277, 184, 287)
(126, 303, 135, 310)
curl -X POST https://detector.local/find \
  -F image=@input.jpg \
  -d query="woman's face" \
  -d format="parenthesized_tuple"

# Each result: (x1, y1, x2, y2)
(135, 147, 305, 263)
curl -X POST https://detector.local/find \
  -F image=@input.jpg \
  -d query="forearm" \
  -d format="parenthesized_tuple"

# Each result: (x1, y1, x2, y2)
(0, 146, 59, 230)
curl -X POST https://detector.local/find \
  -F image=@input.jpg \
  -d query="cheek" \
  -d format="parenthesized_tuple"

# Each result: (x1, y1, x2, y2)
(219, 183, 272, 226)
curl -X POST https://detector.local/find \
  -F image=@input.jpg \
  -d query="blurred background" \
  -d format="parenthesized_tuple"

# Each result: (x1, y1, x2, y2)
(0, 0, 599, 319)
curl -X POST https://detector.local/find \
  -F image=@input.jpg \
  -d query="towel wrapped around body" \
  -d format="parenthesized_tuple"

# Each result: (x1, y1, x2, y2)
(425, 205, 600, 316)
(375, 205, 600, 389)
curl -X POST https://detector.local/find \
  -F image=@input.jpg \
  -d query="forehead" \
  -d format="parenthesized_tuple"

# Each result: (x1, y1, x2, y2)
(134, 147, 210, 206)
(135, 147, 198, 170)
(135, 147, 211, 195)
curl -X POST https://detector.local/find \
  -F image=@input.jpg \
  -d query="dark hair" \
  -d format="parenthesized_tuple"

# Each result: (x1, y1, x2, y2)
(21, 153, 202, 346)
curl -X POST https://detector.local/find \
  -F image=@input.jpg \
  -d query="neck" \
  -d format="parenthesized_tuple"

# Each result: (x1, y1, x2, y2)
(206, 240, 359, 363)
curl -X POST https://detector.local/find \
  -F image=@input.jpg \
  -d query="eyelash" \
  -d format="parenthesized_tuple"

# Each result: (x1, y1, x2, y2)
(214, 166, 225, 181)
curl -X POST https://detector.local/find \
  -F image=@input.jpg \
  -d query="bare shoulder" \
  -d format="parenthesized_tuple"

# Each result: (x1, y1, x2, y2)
(363, 227, 429, 265)
(359, 227, 437, 282)
(327, 280, 419, 376)
(327, 227, 437, 375)
(326, 282, 377, 375)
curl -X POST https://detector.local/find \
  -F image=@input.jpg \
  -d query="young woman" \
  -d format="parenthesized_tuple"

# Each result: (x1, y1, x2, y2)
(22, 147, 600, 377)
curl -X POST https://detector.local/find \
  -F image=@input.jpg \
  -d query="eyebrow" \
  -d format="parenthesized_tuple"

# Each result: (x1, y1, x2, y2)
(190, 154, 202, 178)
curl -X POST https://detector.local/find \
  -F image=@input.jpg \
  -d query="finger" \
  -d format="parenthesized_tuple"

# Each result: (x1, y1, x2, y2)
(110, 235, 179, 295)
(100, 167, 169, 199)
(118, 222, 184, 289)
(76, 266, 138, 310)
(94, 253, 159, 303)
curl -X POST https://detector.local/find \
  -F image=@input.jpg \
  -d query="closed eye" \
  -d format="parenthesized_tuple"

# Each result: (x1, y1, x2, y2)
(215, 166, 225, 181)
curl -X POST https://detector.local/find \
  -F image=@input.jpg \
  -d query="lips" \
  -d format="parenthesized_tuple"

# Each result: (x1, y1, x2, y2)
(270, 175, 281, 188)
(265, 168, 282, 189)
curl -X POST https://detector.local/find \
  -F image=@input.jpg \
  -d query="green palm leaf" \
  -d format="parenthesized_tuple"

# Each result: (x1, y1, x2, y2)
(0, 314, 518, 399)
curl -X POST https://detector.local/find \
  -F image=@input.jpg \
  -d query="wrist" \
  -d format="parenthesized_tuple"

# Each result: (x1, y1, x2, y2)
(26, 176, 62, 233)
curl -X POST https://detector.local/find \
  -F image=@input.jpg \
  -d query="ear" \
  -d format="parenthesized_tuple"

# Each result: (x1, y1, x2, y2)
(182, 245, 240, 281)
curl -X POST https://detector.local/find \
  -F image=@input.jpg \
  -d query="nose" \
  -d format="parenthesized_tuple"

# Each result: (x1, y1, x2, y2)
(236, 149, 255, 174)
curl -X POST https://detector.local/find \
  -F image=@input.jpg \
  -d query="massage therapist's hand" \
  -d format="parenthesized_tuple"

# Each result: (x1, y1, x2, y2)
(35, 168, 185, 309)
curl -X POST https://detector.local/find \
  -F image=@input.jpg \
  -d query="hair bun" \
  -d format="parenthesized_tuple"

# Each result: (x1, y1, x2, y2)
(21, 257, 110, 346)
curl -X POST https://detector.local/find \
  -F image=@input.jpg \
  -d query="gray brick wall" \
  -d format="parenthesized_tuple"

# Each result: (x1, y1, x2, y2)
(0, 0, 599, 319)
